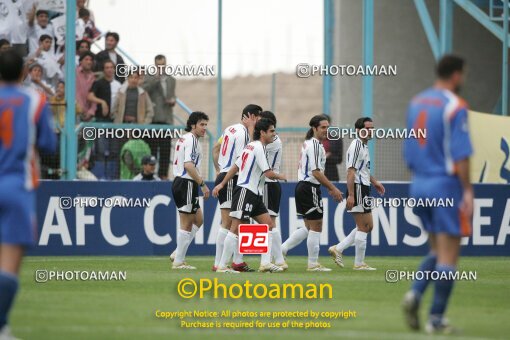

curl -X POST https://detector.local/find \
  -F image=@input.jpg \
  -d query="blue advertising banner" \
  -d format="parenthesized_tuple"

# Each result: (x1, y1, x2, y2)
(30, 181, 510, 256)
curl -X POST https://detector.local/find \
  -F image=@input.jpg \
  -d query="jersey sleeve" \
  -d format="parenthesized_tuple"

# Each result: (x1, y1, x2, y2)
(183, 136, 196, 163)
(346, 140, 362, 170)
(36, 99, 57, 154)
(255, 144, 270, 173)
(233, 130, 247, 161)
(450, 107, 473, 162)
(307, 140, 321, 171)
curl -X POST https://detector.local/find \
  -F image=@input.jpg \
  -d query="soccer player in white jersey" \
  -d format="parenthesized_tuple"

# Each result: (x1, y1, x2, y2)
(212, 119, 287, 273)
(259, 111, 287, 269)
(169, 112, 210, 269)
(211, 104, 261, 272)
(328, 117, 385, 270)
(282, 115, 343, 271)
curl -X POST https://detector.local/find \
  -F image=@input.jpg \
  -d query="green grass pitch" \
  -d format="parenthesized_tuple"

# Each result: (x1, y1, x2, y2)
(12, 256, 509, 339)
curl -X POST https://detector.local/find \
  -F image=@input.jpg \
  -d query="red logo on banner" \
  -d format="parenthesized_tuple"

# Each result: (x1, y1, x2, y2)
(238, 224, 269, 254)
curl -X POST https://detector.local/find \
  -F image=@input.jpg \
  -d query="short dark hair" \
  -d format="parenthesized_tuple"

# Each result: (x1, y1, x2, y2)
(354, 117, 373, 130)
(436, 54, 465, 80)
(305, 114, 329, 139)
(0, 50, 24, 82)
(79, 8, 90, 18)
(260, 111, 277, 127)
(79, 51, 95, 62)
(39, 34, 52, 43)
(254, 118, 274, 141)
(36, 9, 49, 17)
(105, 32, 120, 43)
(102, 59, 115, 69)
(76, 39, 91, 50)
(242, 104, 262, 119)
(185, 111, 209, 132)
(155, 54, 166, 62)
(0, 39, 10, 48)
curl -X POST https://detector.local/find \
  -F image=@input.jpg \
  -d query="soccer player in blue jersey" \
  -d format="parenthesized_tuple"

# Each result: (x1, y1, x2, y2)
(402, 55, 473, 334)
(0, 50, 57, 339)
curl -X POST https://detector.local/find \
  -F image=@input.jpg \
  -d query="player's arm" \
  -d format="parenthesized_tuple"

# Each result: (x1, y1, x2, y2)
(312, 169, 343, 202)
(212, 136, 222, 173)
(456, 158, 473, 218)
(212, 164, 238, 197)
(257, 147, 286, 181)
(370, 175, 385, 195)
(263, 170, 286, 181)
(184, 162, 209, 199)
(346, 167, 356, 210)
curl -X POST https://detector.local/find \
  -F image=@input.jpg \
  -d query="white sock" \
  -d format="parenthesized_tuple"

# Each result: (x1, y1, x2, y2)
(336, 227, 357, 253)
(260, 230, 273, 266)
(219, 232, 237, 268)
(354, 231, 368, 266)
(271, 228, 285, 264)
(233, 249, 244, 265)
(307, 230, 321, 265)
(190, 224, 200, 240)
(214, 228, 229, 267)
(282, 227, 308, 255)
(175, 229, 191, 264)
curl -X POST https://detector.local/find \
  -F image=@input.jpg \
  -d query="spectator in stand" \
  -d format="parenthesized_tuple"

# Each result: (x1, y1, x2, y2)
(0, 0, 32, 56)
(119, 139, 152, 180)
(77, 0, 95, 22)
(95, 32, 125, 83)
(26, 63, 54, 97)
(76, 8, 99, 41)
(76, 51, 97, 122)
(27, 7, 54, 55)
(76, 39, 92, 66)
(112, 71, 154, 124)
(87, 60, 121, 122)
(322, 115, 343, 181)
(26, 34, 63, 88)
(133, 155, 161, 181)
(142, 54, 176, 179)
(0, 39, 10, 53)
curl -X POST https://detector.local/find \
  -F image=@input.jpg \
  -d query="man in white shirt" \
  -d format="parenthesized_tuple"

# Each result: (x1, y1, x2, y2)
(27, 8, 54, 55)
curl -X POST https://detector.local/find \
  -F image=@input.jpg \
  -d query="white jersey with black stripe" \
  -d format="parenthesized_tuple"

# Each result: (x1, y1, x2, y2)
(172, 132, 202, 181)
(345, 138, 371, 186)
(297, 137, 326, 185)
(265, 134, 282, 183)
(218, 123, 250, 173)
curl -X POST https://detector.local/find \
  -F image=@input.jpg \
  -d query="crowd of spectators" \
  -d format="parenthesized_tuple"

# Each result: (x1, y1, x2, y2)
(0, 0, 177, 180)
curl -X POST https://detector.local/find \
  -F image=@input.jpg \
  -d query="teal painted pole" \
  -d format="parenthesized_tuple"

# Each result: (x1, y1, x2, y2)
(323, 0, 333, 115)
(503, 0, 509, 116)
(217, 0, 223, 139)
(414, 0, 441, 60)
(440, 0, 453, 55)
(65, 0, 77, 179)
(362, 0, 375, 172)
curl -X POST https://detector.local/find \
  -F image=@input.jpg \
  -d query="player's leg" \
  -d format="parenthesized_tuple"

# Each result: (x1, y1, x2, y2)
(270, 216, 287, 269)
(352, 212, 375, 270)
(213, 174, 235, 270)
(0, 245, 23, 336)
(172, 212, 196, 269)
(426, 233, 461, 334)
(305, 215, 331, 272)
(264, 182, 286, 269)
(328, 226, 357, 268)
(217, 218, 243, 273)
(282, 182, 311, 255)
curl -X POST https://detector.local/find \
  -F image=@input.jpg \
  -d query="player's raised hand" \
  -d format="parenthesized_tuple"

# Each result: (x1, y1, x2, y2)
(201, 184, 210, 200)
(346, 195, 355, 210)
(212, 183, 224, 198)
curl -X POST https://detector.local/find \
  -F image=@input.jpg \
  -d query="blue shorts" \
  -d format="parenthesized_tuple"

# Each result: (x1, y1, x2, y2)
(410, 175, 471, 237)
(0, 178, 36, 246)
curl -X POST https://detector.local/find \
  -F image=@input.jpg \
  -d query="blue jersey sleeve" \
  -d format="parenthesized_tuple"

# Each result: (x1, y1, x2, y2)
(36, 101, 57, 154)
(449, 108, 472, 162)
